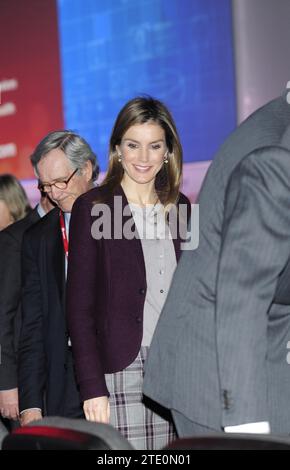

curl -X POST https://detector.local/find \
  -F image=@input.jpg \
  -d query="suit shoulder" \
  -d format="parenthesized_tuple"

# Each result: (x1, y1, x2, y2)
(227, 145, 290, 204)
(209, 96, 290, 169)
(24, 207, 59, 241)
(238, 144, 290, 171)
(0, 209, 39, 244)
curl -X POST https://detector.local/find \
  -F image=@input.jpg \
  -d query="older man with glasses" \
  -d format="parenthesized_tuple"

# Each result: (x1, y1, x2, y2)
(17, 130, 99, 426)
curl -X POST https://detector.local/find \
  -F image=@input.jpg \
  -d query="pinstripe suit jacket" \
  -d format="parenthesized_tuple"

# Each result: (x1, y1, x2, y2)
(143, 92, 290, 434)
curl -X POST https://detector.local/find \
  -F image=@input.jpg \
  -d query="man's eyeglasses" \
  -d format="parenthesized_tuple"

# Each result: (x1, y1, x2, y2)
(38, 168, 79, 193)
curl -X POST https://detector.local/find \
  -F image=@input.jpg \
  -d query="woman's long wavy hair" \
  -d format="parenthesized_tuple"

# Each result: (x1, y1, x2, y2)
(101, 96, 183, 206)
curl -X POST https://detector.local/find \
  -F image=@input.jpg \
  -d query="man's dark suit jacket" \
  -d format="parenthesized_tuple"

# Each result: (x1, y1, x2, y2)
(0, 208, 40, 390)
(67, 184, 190, 402)
(18, 208, 72, 415)
(143, 92, 290, 434)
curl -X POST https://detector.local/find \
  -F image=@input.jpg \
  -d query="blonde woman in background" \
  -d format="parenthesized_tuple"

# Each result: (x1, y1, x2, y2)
(0, 174, 31, 230)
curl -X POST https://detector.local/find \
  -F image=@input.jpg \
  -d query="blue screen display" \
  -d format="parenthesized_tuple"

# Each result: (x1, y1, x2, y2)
(57, 0, 236, 171)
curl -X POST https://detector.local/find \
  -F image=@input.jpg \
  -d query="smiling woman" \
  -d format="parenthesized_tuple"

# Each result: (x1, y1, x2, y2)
(117, 122, 167, 192)
(100, 96, 183, 208)
(67, 96, 191, 450)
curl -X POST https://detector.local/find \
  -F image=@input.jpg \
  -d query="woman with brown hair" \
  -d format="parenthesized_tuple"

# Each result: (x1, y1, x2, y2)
(67, 96, 191, 449)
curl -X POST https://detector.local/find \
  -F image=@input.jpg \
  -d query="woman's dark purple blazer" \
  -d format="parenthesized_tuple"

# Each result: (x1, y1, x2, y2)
(66, 184, 191, 401)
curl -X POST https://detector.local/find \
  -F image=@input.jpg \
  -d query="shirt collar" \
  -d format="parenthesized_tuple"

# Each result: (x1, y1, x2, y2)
(37, 203, 46, 218)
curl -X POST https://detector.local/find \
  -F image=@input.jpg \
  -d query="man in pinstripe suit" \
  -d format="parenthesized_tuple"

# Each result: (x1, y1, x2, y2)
(143, 89, 290, 436)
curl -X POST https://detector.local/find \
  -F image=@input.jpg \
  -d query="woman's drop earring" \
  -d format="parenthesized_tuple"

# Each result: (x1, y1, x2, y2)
(118, 154, 122, 162)
(164, 152, 169, 164)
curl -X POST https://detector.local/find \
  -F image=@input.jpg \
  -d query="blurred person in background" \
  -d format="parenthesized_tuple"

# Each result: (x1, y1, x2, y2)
(0, 174, 31, 231)
(0, 183, 54, 429)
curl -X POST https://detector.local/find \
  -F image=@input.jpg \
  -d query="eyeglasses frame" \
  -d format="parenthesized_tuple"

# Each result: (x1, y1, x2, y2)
(38, 168, 79, 193)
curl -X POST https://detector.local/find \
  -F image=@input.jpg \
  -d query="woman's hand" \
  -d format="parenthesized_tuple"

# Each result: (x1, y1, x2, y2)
(83, 396, 110, 423)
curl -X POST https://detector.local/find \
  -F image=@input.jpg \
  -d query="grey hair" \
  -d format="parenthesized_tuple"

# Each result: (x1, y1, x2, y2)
(30, 130, 99, 181)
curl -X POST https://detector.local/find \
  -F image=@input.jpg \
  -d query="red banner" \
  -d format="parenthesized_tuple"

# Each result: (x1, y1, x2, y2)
(0, 0, 64, 179)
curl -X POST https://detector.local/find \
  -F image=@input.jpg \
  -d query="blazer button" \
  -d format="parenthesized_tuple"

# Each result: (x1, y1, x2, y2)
(136, 316, 142, 323)
(64, 363, 68, 371)
(139, 288, 145, 295)
(222, 389, 231, 410)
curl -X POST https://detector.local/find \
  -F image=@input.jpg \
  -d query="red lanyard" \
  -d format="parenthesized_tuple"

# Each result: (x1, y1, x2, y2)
(59, 211, 69, 258)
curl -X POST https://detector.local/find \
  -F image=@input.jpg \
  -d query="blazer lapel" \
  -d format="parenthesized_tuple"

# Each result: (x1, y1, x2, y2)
(171, 195, 192, 262)
(47, 211, 66, 305)
(173, 236, 181, 262)
(112, 185, 146, 282)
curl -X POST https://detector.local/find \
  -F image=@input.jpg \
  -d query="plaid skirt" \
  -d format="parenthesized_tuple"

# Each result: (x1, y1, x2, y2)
(105, 346, 177, 450)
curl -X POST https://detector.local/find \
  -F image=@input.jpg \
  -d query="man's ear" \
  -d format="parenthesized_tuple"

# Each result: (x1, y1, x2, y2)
(83, 160, 93, 181)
